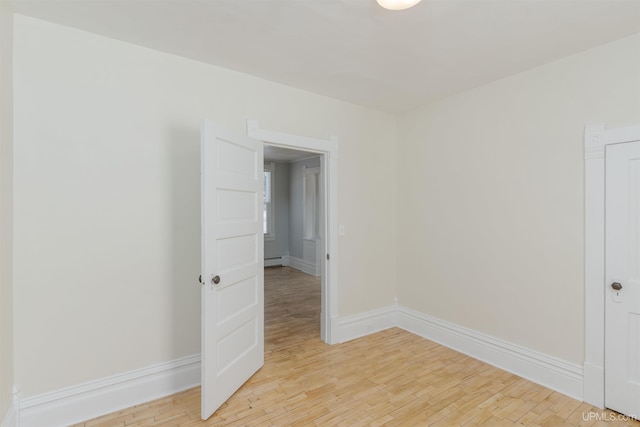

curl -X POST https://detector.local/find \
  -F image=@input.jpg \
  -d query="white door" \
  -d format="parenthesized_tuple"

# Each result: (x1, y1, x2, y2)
(605, 140, 640, 418)
(201, 120, 264, 419)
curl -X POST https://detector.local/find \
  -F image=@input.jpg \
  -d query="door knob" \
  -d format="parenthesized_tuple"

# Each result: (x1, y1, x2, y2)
(212, 275, 221, 285)
(611, 282, 622, 291)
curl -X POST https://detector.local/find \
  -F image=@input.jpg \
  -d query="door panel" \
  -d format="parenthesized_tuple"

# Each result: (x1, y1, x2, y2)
(201, 120, 264, 420)
(217, 190, 257, 222)
(605, 140, 640, 418)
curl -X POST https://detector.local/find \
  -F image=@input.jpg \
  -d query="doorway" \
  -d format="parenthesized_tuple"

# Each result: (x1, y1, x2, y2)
(263, 147, 323, 275)
(583, 123, 640, 415)
(199, 120, 338, 419)
(263, 145, 325, 342)
(603, 139, 640, 418)
(248, 120, 339, 345)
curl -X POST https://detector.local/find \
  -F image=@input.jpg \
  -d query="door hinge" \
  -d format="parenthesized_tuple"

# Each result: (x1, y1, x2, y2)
(326, 253, 330, 260)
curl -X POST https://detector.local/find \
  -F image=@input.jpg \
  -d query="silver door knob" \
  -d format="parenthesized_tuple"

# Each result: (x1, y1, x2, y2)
(611, 282, 622, 291)
(212, 275, 221, 285)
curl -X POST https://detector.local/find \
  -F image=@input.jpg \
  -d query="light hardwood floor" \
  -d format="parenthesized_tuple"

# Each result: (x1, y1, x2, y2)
(75, 267, 638, 426)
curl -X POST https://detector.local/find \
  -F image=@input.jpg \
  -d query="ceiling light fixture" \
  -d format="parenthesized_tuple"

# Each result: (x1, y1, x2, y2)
(376, 0, 422, 11)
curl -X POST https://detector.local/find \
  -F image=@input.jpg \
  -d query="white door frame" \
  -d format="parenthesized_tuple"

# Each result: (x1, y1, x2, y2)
(247, 120, 339, 344)
(584, 123, 640, 407)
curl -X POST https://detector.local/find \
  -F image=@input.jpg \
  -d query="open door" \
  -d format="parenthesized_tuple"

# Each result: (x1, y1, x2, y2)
(605, 140, 640, 419)
(201, 120, 264, 419)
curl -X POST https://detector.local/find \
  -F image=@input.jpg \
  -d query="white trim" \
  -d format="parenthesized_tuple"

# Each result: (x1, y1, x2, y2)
(263, 162, 275, 240)
(583, 362, 605, 408)
(396, 306, 584, 401)
(247, 120, 339, 345)
(248, 121, 339, 155)
(584, 123, 606, 408)
(13, 300, 597, 426)
(606, 125, 640, 145)
(583, 124, 640, 408)
(335, 305, 397, 343)
(1, 393, 18, 427)
(334, 304, 584, 400)
(1, 387, 21, 427)
(288, 256, 320, 276)
(19, 354, 200, 427)
(1, 406, 17, 427)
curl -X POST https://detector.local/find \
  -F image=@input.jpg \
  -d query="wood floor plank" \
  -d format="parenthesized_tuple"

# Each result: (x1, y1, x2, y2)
(81, 267, 639, 426)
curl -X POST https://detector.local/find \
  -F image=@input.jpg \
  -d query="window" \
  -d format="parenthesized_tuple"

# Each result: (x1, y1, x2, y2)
(264, 163, 275, 240)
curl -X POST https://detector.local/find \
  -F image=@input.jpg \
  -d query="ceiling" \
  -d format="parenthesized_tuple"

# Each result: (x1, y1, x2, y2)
(9, 0, 640, 113)
(264, 145, 318, 162)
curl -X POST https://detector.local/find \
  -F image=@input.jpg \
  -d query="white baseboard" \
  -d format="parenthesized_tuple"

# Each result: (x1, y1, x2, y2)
(15, 305, 588, 426)
(583, 361, 604, 408)
(335, 305, 397, 343)
(19, 354, 200, 427)
(1, 401, 18, 427)
(396, 306, 584, 401)
(323, 304, 585, 401)
(288, 256, 320, 276)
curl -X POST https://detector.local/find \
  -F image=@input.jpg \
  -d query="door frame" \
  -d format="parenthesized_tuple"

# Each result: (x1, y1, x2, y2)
(247, 120, 339, 344)
(584, 123, 640, 407)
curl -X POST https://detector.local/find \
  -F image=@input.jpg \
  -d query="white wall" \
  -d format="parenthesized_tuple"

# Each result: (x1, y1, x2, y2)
(13, 6, 636, 410)
(12, 15, 398, 398)
(0, 2, 15, 421)
(288, 156, 321, 260)
(397, 33, 640, 364)
(264, 162, 290, 260)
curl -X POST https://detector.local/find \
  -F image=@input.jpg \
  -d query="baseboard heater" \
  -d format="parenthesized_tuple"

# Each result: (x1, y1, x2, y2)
(264, 255, 290, 268)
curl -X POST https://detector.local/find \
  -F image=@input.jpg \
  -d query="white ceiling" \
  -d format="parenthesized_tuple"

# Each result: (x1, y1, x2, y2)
(9, 0, 640, 112)
(264, 145, 318, 162)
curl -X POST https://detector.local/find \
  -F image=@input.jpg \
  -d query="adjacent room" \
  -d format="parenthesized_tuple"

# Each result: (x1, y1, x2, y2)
(1, 0, 639, 426)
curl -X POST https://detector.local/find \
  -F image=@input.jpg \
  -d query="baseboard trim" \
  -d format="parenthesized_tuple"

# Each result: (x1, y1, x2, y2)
(396, 306, 584, 401)
(16, 305, 588, 426)
(1, 401, 18, 427)
(324, 304, 584, 401)
(19, 354, 200, 427)
(582, 361, 604, 408)
(336, 305, 397, 343)
(288, 256, 320, 276)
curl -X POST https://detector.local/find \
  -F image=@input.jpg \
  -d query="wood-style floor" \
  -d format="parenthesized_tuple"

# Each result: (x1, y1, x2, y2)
(75, 267, 638, 427)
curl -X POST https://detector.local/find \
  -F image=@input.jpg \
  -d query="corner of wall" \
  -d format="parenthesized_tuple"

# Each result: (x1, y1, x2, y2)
(0, 2, 15, 424)
(0, 398, 18, 427)
(335, 304, 585, 402)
